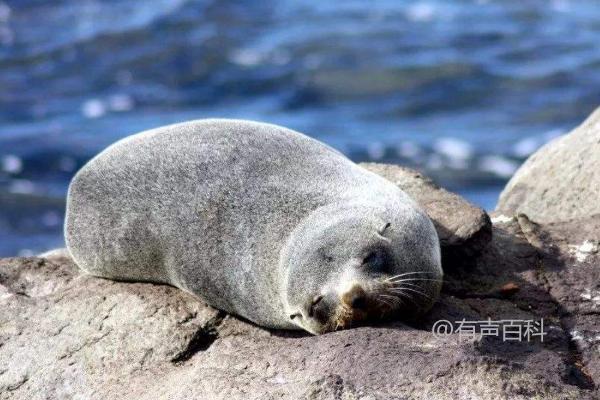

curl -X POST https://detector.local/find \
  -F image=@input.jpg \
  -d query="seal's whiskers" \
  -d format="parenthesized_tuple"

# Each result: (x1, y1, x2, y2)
(387, 290, 421, 307)
(391, 282, 433, 292)
(388, 279, 444, 287)
(384, 271, 437, 282)
(388, 286, 433, 300)
(378, 293, 402, 307)
(377, 296, 394, 308)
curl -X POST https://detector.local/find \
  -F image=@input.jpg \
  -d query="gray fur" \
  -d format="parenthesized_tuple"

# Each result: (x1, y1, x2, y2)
(65, 119, 442, 333)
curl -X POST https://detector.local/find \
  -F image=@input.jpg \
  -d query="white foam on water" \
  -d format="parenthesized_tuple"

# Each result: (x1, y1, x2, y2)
(433, 137, 473, 161)
(478, 155, 519, 178)
(1, 154, 23, 174)
(513, 130, 564, 158)
(9, 179, 35, 194)
(406, 3, 436, 22)
(551, 0, 571, 12)
(81, 99, 106, 119)
(0, 2, 10, 23)
(512, 137, 540, 158)
(229, 49, 263, 67)
(18, 249, 35, 257)
(396, 142, 422, 160)
(543, 128, 563, 141)
(446, 157, 468, 170)
(108, 93, 134, 112)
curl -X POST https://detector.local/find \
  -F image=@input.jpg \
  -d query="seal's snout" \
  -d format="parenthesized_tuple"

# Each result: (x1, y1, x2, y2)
(341, 284, 367, 310)
(297, 284, 391, 334)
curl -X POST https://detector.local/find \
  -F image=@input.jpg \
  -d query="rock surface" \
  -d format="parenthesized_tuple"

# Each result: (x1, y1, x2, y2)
(1, 214, 598, 399)
(497, 107, 600, 223)
(361, 163, 492, 263)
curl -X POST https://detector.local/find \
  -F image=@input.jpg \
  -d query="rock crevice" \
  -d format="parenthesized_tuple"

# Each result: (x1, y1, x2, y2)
(171, 311, 226, 364)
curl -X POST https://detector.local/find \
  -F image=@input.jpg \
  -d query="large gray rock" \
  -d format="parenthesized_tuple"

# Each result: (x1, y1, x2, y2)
(2, 217, 598, 398)
(497, 107, 600, 223)
(361, 163, 492, 263)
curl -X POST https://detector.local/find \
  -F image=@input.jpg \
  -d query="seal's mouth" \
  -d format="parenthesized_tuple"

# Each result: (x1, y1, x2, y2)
(330, 298, 392, 331)
(308, 272, 442, 334)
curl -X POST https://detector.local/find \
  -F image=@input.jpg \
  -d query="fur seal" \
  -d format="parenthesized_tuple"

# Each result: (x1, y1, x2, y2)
(65, 119, 442, 334)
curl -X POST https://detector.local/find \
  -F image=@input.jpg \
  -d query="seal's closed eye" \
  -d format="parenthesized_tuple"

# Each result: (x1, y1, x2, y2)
(363, 251, 380, 265)
(362, 250, 387, 272)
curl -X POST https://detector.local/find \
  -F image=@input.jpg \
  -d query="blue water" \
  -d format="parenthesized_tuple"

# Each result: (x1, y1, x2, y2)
(1, 0, 599, 256)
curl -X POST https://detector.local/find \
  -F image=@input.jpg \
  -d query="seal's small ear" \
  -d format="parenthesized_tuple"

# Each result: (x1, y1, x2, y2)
(378, 222, 391, 236)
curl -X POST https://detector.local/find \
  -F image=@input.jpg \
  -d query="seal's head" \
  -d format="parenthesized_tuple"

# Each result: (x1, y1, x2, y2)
(282, 201, 442, 335)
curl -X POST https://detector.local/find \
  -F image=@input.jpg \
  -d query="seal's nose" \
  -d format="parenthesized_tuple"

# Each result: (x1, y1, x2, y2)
(342, 285, 367, 310)
(307, 293, 336, 324)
